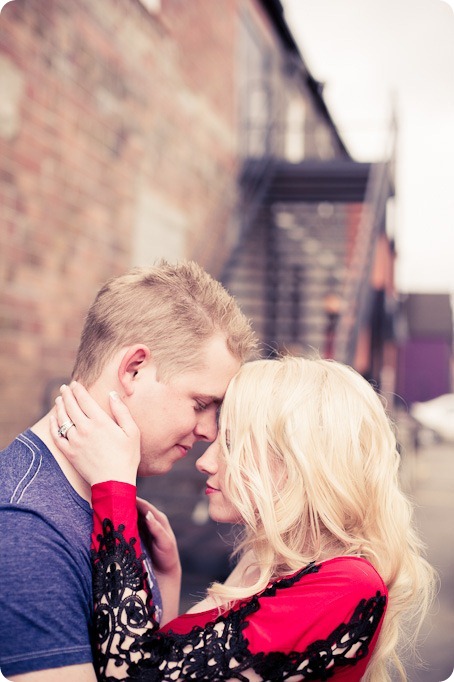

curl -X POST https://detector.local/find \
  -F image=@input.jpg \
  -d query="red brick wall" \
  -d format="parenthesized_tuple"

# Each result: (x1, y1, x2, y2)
(0, 0, 240, 444)
(0, 0, 349, 444)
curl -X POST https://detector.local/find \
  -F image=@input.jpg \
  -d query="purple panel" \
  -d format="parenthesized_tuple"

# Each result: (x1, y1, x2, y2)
(396, 338, 452, 405)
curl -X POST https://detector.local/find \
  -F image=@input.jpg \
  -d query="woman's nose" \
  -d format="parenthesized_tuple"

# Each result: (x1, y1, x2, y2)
(196, 440, 219, 474)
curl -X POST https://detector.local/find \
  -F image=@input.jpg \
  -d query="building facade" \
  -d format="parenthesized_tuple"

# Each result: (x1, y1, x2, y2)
(0, 0, 363, 443)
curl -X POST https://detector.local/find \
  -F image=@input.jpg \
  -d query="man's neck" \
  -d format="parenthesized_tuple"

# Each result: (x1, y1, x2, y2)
(31, 410, 92, 504)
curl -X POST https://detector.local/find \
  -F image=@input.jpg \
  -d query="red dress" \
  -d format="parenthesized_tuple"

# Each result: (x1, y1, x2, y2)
(91, 481, 388, 681)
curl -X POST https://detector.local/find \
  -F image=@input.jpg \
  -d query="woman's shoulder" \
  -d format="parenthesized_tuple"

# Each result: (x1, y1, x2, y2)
(237, 556, 387, 660)
(164, 556, 387, 638)
(311, 555, 387, 592)
(261, 555, 387, 607)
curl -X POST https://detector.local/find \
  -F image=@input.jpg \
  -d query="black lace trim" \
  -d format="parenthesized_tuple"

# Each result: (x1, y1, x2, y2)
(91, 518, 159, 677)
(92, 519, 386, 681)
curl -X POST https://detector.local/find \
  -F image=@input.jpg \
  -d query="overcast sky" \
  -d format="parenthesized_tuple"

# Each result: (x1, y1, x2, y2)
(282, 0, 454, 294)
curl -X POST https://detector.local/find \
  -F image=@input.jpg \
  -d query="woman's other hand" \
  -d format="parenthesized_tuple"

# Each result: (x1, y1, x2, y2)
(137, 497, 181, 578)
(137, 497, 182, 624)
(50, 381, 140, 486)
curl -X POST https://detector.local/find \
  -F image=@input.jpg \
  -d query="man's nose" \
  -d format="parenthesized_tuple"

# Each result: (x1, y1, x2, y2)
(194, 408, 218, 442)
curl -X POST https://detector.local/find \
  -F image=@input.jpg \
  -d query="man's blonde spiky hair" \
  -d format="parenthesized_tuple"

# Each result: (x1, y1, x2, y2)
(72, 260, 258, 385)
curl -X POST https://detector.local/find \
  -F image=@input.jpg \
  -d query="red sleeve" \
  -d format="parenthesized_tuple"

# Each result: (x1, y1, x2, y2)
(91, 480, 143, 558)
(89, 481, 160, 681)
(243, 557, 387, 670)
(161, 557, 387, 681)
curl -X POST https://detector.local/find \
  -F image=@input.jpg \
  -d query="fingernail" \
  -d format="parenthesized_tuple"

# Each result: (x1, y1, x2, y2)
(109, 391, 119, 400)
(145, 511, 154, 521)
(55, 396, 62, 404)
(60, 384, 67, 391)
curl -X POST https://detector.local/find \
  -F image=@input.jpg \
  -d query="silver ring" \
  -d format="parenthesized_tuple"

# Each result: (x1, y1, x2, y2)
(58, 420, 75, 439)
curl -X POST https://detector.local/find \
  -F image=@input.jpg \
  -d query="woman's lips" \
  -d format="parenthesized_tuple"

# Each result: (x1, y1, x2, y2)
(205, 485, 219, 495)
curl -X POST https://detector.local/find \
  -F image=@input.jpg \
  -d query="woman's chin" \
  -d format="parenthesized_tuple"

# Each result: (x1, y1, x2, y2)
(208, 505, 242, 525)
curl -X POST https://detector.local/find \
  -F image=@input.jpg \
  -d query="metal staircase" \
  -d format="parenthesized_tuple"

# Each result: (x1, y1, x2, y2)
(222, 152, 395, 364)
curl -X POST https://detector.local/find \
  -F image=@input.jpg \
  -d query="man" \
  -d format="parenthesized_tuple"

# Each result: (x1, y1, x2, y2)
(0, 261, 257, 681)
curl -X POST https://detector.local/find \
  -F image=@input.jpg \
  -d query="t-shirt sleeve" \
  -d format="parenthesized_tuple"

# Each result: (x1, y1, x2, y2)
(0, 505, 93, 677)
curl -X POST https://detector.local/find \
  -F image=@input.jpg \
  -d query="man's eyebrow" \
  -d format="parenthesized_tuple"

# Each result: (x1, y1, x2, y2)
(197, 394, 223, 405)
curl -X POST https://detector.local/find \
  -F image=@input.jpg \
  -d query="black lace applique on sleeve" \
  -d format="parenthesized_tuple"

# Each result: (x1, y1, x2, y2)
(91, 518, 159, 679)
(91, 520, 386, 682)
(250, 589, 386, 681)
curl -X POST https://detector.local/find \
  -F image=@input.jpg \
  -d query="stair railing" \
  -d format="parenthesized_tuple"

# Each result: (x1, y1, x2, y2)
(236, 78, 280, 240)
(333, 116, 397, 365)
(220, 82, 280, 283)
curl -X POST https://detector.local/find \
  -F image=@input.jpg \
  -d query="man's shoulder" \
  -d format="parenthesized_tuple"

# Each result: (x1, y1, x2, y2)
(0, 430, 92, 543)
(0, 430, 49, 503)
(0, 429, 47, 467)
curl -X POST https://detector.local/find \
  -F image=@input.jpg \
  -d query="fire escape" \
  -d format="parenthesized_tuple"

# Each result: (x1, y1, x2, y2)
(222, 118, 396, 380)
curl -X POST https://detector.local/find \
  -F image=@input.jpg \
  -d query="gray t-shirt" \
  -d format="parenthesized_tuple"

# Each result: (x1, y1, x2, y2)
(0, 429, 161, 677)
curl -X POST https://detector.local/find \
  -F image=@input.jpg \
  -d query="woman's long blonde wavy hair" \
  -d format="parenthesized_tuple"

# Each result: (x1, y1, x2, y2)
(208, 356, 436, 681)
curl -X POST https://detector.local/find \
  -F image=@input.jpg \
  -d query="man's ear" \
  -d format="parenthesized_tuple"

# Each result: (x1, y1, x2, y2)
(118, 345, 153, 396)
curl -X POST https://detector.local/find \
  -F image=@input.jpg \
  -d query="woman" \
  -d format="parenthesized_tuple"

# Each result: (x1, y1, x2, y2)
(52, 356, 435, 681)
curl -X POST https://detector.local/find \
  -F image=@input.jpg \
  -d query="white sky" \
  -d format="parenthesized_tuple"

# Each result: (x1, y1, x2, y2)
(282, 0, 454, 293)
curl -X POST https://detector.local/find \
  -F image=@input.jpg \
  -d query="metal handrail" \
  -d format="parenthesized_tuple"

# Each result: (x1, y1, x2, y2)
(219, 83, 281, 283)
(333, 115, 397, 365)
(236, 77, 280, 238)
